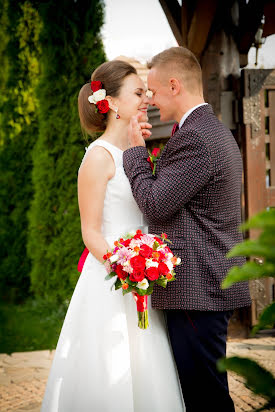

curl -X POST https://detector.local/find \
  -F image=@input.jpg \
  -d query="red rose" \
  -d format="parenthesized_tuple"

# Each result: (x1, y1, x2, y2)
(123, 239, 131, 247)
(91, 80, 102, 92)
(152, 147, 161, 157)
(130, 255, 146, 271)
(139, 244, 153, 258)
(158, 250, 166, 261)
(154, 237, 163, 245)
(158, 262, 169, 275)
(96, 99, 109, 114)
(130, 271, 145, 282)
(146, 267, 159, 281)
(115, 264, 128, 280)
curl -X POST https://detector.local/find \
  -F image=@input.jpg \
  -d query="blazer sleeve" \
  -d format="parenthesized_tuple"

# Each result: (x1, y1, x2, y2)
(123, 131, 211, 223)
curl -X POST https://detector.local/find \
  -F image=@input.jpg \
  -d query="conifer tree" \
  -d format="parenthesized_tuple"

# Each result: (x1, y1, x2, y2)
(28, 0, 106, 301)
(0, 0, 41, 302)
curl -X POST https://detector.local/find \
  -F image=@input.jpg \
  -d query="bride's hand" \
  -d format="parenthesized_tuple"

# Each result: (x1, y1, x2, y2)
(128, 112, 152, 148)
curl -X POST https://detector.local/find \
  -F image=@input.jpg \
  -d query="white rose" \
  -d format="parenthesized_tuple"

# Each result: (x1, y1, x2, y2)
(166, 260, 174, 272)
(109, 254, 119, 264)
(92, 89, 106, 103)
(176, 257, 181, 265)
(137, 278, 149, 290)
(88, 95, 96, 104)
(145, 259, 159, 269)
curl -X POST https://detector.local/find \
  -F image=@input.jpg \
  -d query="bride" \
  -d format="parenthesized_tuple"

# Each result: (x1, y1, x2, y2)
(41, 60, 185, 411)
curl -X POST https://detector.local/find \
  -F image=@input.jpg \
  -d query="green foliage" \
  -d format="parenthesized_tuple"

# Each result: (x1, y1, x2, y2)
(217, 357, 275, 411)
(28, 0, 106, 302)
(0, 0, 9, 144)
(222, 209, 275, 332)
(0, 298, 69, 353)
(252, 301, 275, 334)
(220, 209, 275, 409)
(0, 1, 42, 302)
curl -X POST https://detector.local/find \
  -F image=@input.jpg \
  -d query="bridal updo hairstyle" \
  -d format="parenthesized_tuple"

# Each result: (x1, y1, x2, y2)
(78, 60, 137, 133)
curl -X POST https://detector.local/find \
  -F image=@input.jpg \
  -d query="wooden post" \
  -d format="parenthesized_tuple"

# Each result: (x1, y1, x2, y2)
(200, 30, 240, 119)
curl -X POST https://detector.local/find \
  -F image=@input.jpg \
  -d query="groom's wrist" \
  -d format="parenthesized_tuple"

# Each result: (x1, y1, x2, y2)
(123, 146, 149, 169)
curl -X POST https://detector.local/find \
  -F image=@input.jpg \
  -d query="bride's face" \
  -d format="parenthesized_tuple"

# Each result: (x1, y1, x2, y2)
(115, 73, 150, 122)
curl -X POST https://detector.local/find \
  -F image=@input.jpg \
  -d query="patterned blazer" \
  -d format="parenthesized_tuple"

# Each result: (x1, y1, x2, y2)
(123, 104, 251, 311)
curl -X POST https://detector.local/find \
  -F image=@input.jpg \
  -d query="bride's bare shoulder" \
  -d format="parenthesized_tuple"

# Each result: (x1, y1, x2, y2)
(78, 145, 115, 181)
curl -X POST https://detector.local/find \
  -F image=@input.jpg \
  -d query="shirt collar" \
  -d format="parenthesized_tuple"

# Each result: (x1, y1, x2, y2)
(179, 103, 208, 129)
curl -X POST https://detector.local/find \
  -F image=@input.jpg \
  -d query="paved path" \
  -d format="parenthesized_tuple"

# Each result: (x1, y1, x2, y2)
(0, 336, 274, 412)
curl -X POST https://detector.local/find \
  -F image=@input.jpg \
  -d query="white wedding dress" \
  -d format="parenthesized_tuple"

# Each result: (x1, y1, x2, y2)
(41, 139, 185, 412)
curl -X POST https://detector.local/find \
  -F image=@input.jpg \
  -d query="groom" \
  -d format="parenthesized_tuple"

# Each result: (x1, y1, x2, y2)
(123, 47, 251, 412)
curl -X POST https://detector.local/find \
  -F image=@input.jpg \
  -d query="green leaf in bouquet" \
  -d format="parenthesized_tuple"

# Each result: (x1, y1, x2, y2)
(156, 276, 168, 288)
(122, 285, 134, 295)
(222, 261, 275, 289)
(153, 241, 160, 251)
(252, 301, 275, 335)
(105, 271, 117, 281)
(217, 356, 275, 403)
(135, 288, 147, 296)
(164, 238, 172, 244)
(146, 281, 155, 295)
(126, 278, 136, 286)
(114, 278, 122, 290)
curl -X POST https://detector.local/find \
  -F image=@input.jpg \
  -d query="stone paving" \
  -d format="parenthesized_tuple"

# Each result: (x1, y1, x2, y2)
(0, 336, 274, 412)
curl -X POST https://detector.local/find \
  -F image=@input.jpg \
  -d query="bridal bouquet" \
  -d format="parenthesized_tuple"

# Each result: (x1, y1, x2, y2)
(103, 230, 181, 329)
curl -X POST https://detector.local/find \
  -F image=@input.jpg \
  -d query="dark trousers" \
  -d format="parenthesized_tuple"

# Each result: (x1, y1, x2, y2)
(165, 309, 235, 412)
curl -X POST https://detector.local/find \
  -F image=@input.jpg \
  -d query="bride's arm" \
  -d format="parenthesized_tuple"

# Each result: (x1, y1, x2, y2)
(78, 146, 115, 263)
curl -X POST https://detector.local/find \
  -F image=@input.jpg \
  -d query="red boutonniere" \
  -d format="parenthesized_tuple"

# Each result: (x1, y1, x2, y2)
(147, 147, 161, 175)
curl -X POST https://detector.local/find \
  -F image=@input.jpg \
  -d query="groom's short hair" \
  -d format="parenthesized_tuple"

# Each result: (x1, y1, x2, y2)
(148, 47, 202, 94)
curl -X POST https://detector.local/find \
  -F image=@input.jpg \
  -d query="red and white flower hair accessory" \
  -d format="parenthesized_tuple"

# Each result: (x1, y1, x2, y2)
(88, 81, 110, 114)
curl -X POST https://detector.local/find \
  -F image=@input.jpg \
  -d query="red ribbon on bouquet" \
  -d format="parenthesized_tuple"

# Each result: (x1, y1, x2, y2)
(77, 247, 89, 272)
(132, 292, 149, 329)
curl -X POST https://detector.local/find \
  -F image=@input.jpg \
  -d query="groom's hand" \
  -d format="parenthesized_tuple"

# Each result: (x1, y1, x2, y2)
(128, 112, 152, 148)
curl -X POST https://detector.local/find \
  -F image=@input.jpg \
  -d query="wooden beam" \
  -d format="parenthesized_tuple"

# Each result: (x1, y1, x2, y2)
(187, 0, 218, 58)
(267, 187, 275, 205)
(263, 1, 275, 37)
(238, 0, 265, 54)
(269, 90, 275, 189)
(181, 2, 195, 46)
(159, 0, 183, 45)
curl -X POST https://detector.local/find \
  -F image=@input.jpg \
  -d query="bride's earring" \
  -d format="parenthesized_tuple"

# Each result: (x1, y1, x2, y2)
(115, 107, 120, 119)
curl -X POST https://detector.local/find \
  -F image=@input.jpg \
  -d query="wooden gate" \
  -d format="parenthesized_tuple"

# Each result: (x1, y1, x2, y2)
(242, 68, 275, 325)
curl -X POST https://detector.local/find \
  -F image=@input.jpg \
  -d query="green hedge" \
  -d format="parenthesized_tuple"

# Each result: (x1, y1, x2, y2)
(0, 1, 41, 302)
(27, 0, 106, 302)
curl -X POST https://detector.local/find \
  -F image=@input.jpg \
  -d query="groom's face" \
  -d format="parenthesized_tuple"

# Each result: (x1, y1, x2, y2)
(147, 67, 174, 122)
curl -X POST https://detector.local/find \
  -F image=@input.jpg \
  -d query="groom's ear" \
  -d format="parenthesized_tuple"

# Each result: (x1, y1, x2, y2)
(169, 78, 180, 96)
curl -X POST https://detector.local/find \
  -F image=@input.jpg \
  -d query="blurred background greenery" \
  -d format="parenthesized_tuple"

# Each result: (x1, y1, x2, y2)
(0, 0, 106, 352)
